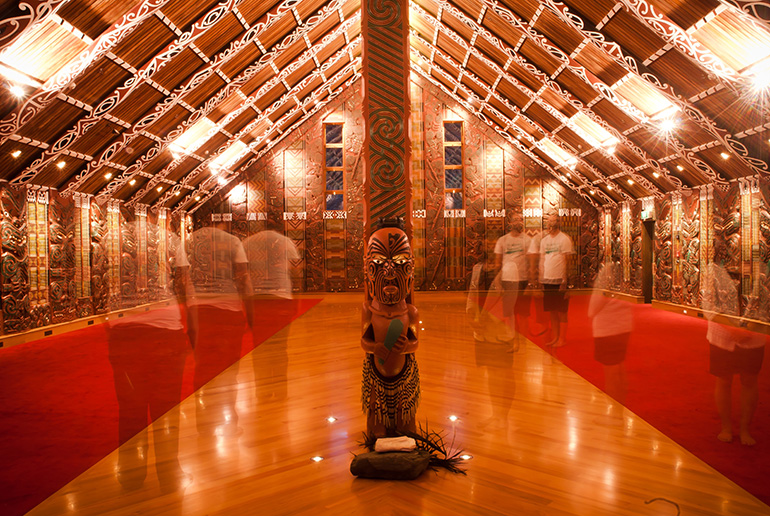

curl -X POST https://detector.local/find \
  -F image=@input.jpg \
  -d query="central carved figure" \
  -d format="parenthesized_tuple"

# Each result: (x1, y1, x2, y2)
(360, 219, 420, 437)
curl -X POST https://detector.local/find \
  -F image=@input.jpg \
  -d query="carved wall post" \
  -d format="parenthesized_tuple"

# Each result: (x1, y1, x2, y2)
(362, 0, 412, 236)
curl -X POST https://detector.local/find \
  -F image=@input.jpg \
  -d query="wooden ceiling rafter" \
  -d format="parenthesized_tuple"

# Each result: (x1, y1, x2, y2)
(57, 0, 303, 194)
(411, 47, 612, 207)
(468, 0, 739, 194)
(415, 1, 660, 198)
(0, 0, 174, 142)
(545, 0, 766, 182)
(421, 2, 683, 193)
(134, 32, 362, 209)
(177, 66, 363, 214)
(76, 0, 349, 200)
(727, 0, 770, 33)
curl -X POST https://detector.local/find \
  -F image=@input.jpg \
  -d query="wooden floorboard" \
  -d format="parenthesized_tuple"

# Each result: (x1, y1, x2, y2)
(28, 293, 770, 515)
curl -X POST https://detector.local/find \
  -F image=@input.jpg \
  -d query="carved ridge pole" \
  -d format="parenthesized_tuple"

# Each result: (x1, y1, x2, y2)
(362, 0, 412, 237)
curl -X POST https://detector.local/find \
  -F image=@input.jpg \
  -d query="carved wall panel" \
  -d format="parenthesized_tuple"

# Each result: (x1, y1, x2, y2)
(654, 197, 673, 301)
(146, 211, 159, 302)
(344, 89, 365, 291)
(712, 185, 741, 275)
(422, 90, 446, 290)
(463, 113, 485, 287)
(610, 205, 622, 291)
(1, 187, 30, 334)
(757, 182, 770, 321)
(305, 118, 325, 292)
(630, 202, 643, 295)
(410, 82, 427, 286)
(680, 193, 700, 307)
(89, 201, 109, 314)
(581, 209, 600, 289)
(48, 191, 76, 324)
(120, 207, 138, 308)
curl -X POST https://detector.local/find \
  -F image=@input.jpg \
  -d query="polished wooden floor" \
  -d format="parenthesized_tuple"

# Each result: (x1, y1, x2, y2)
(28, 293, 770, 515)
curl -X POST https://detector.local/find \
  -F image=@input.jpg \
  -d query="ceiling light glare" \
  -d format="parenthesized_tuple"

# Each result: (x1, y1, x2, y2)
(659, 118, 676, 132)
(590, 190, 595, 195)
(606, 146, 616, 155)
(448, 415, 459, 422)
(607, 184, 613, 190)
(676, 165, 684, 171)
(175, 191, 180, 196)
(11, 150, 21, 158)
(460, 454, 473, 460)
(217, 176, 226, 185)
(653, 172, 660, 178)
(9, 84, 25, 97)
(751, 69, 770, 92)
(57, 161, 66, 169)
(156, 186, 163, 192)
(195, 195, 201, 201)
(129, 179, 136, 185)
(311, 456, 324, 462)
(720, 152, 730, 160)
(627, 178, 634, 185)
(326, 416, 337, 423)
(104, 172, 112, 179)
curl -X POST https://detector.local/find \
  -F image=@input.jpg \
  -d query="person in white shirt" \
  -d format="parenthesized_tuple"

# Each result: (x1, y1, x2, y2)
(702, 241, 766, 446)
(529, 214, 574, 348)
(494, 219, 531, 350)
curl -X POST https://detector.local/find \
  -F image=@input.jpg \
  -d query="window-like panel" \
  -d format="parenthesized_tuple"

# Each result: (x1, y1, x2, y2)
(324, 123, 344, 211)
(443, 121, 464, 210)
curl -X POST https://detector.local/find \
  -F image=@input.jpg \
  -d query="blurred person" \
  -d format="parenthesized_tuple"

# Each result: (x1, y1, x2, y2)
(702, 242, 766, 446)
(107, 226, 191, 493)
(529, 214, 574, 348)
(243, 230, 300, 404)
(495, 218, 531, 351)
(467, 255, 516, 430)
(588, 262, 633, 408)
(175, 221, 253, 437)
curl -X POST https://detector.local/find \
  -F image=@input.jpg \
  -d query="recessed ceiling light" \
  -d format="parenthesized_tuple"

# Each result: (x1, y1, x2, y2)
(448, 415, 459, 422)
(653, 172, 660, 178)
(326, 416, 337, 423)
(175, 191, 180, 196)
(9, 85, 25, 97)
(57, 161, 66, 169)
(720, 152, 730, 160)
(129, 179, 136, 185)
(590, 190, 595, 195)
(607, 185, 613, 190)
(311, 456, 324, 462)
(104, 172, 112, 180)
(195, 195, 201, 201)
(156, 186, 162, 192)
(676, 165, 684, 171)
(627, 178, 634, 185)
(11, 150, 21, 158)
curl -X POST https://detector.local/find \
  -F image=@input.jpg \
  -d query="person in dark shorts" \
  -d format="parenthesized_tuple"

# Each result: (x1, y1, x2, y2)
(702, 250, 766, 446)
(494, 219, 531, 351)
(588, 263, 632, 407)
(529, 215, 574, 348)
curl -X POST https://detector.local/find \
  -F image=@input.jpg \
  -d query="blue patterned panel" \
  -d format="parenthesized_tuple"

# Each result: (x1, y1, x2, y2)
(445, 167, 462, 189)
(445, 191, 463, 209)
(444, 122, 462, 142)
(326, 169, 343, 190)
(326, 147, 343, 168)
(326, 124, 343, 144)
(445, 146, 462, 167)
(326, 193, 344, 211)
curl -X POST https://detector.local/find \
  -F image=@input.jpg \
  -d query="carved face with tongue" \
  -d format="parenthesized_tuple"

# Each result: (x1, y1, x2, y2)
(365, 226, 414, 306)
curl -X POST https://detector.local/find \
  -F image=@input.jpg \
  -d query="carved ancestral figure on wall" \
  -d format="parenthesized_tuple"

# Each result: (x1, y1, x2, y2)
(360, 218, 420, 437)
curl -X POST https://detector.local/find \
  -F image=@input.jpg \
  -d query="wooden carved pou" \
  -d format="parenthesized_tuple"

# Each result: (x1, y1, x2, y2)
(360, 219, 420, 436)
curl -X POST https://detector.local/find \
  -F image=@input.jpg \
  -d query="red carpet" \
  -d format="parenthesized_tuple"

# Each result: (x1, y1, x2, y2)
(522, 294, 770, 506)
(0, 298, 321, 516)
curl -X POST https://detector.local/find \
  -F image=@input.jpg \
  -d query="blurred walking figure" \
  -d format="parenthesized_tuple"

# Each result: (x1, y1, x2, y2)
(529, 214, 574, 348)
(494, 218, 531, 351)
(175, 221, 253, 437)
(702, 241, 766, 446)
(588, 262, 633, 409)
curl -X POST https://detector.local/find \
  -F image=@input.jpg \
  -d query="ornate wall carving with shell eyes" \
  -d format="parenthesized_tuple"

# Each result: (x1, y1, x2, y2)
(1, 187, 30, 334)
(630, 202, 643, 295)
(680, 194, 701, 307)
(757, 183, 770, 322)
(89, 201, 109, 314)
(48, 191, 76, 324)
(581, 210, 600, 289)
(120, 209, 138, 309)
(654, 197, 673, 302)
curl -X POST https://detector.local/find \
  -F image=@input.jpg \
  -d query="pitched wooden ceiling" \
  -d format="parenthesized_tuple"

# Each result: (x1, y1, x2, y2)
(1, 0, 769, 212)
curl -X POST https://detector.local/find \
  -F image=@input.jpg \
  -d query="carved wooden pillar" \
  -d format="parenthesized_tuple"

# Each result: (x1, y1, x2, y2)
(362, 0, 412, 235)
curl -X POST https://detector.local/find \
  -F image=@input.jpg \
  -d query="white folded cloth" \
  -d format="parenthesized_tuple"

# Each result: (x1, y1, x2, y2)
(374, 436, 417, 453)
